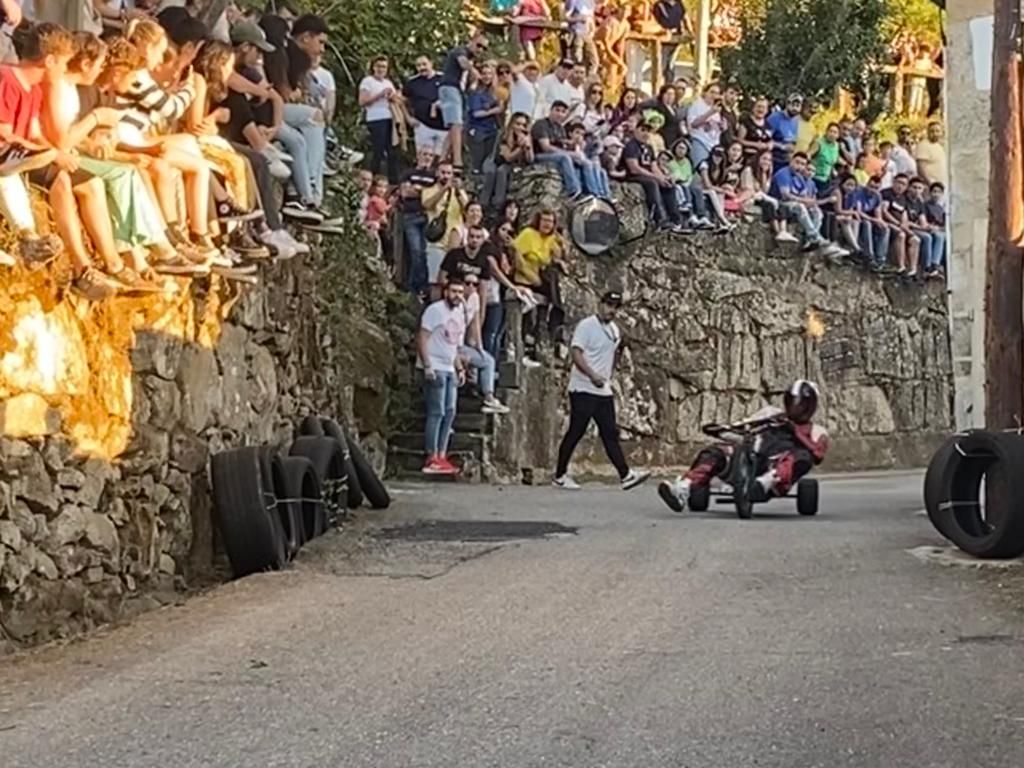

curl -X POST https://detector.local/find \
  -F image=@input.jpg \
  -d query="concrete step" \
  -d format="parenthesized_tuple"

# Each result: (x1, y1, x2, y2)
(390, 431, 488, 455)
(387, 446, 483, 483)
(398, 411, 494, 434)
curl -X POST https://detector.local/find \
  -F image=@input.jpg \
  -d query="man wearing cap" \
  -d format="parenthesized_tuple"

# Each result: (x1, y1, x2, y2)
(553, 291, 652, 492)
(767, 93, 803, 170)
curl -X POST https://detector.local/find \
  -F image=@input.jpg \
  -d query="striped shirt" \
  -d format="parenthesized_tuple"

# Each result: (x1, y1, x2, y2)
(113, 69, 195, 146)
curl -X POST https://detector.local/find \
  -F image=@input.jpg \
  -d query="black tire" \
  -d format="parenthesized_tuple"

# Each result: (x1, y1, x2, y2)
(289, 435, 347, 531)
(275, 456, 324, 547)
(796, 478, 819, 516)
(260, 448, 303, 560)
(322, 418, 364, 509)
(688, 485, 710, 512)
(349, 435, 391, 509)
(944, 431, 1024, 558)
(733, 450, 754, 520)
(298, 415, 325, 437)
(924, 436, 960, 539)
(210, 447, 287, 577)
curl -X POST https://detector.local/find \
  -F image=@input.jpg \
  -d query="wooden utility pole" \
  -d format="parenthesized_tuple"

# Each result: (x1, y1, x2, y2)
(984, 0, 1024, 429)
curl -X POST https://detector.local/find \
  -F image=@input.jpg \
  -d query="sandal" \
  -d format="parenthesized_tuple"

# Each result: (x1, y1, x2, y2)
(71, 266, 118, 301)
(109, 267, 162, 295)
(152, 254, 211, 276)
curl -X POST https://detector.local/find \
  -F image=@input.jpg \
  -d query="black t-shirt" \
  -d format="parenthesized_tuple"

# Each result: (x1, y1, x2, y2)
(403, 74, 445, 130)
(925, 201, 946, 227)
(400, 167, 437, 215)
(881, 188, 909, 222)
(641, 99, 681, 148)
(531, 118, 567, 154)
(740, 114, 772, 155)
(440, 243, 495, 282)
(653, 0, 686, 32)
(216, 90, 258, 144)
(905, 196, 927, 225)
(720, 108, 739, 149)
(620, 138, 654, 173)
(441, 46, 471, 88)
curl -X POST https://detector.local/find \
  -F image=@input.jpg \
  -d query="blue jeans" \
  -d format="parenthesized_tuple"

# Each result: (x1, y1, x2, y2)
(859, 221, 890, 265)
(403, 212, 428, 293)
(459, 345, 496, 396)
(535, 152, 582, 196)
(575, 156, 611, 198)
(482, 301, 505, 360)
(689, 140, 712, 170)
(424, 371, 458, 455)
(780, 201, 824, 245)
(912, 228, 932, 269)
(279, 104, 327, 204)
(926, 230, 946, 270)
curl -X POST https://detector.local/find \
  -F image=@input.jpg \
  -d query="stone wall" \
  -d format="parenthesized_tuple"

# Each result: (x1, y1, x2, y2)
(491, 170, 953, 479)
(0, 255, 397, 651)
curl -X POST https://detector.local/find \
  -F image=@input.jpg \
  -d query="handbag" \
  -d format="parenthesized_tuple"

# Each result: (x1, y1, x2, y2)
(425, 190, 453, 243)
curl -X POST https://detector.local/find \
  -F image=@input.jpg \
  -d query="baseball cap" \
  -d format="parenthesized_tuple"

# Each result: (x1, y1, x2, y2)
(600, 290, 623, 307)
(230, 20, 275, 52)
(786, 92, 804, 104)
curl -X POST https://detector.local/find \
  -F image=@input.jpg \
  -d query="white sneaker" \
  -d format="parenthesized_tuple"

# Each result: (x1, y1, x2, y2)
(553, 475, 581, 490)
(282, 201, 325, 224)
(260, 229, 298, 260)
(621, 469, 651, 491)
(775, 230, 799, 243)
(260, 147, 292, 180)
(338, 144, 365, 167)
(522, 357, 542, 369)
(279, 229, 310, 255)
(481, 396, 510, 414)
(657, 479, 689, 513)
(268, 144, 294, 164)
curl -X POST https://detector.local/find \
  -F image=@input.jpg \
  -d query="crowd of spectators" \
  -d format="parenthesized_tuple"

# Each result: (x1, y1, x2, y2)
(0, 0, 359, 300)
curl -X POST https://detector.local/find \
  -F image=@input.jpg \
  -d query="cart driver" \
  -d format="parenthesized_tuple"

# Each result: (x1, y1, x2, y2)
(657, 380, 830, 513)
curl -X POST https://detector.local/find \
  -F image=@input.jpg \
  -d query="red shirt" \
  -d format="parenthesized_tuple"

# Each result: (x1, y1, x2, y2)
(0, 66, 42, 140)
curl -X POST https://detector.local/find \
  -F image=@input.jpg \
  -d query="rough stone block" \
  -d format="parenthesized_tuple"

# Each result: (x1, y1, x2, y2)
(177, 344, 221, 433)
(50, 505, 86, 547)
(130, 330, 183, 380)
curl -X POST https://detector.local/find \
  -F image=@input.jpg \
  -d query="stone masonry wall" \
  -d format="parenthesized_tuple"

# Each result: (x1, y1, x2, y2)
(0, 256, 396, 652)
(491, 169, 953, 478)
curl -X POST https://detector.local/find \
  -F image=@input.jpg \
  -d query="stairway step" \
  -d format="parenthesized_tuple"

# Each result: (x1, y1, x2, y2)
(390, 431, 488, 455)
(387, 446, 483, 482)
(398, 412, 493, 434)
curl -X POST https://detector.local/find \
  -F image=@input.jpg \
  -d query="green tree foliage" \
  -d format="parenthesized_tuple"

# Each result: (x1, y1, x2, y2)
(719, 0, 889, 105)
(883, 0, 944, 46)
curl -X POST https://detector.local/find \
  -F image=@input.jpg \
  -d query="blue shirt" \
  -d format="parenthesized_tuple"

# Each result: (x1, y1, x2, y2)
(769, 166, 805, 199)
(857, 187, 882, 215)
(565, 0, 594, 35)
(466, 87, 500, 136)
(767, 109, 798, 165)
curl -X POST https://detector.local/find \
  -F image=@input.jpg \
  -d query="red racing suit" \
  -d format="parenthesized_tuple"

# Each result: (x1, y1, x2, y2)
(685, 406, 830, 495)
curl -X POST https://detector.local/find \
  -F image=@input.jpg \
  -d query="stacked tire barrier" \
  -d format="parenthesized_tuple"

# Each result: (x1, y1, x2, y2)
(924, 430, 1024, 559)
(211, 417, 391, 578)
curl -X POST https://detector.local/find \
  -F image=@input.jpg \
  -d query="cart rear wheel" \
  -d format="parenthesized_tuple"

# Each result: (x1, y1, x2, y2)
(797, 479, 819, 516)
(688, 485, 710, 512)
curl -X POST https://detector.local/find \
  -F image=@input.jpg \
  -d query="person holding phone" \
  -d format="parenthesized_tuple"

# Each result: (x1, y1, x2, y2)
(685, 81, 725, 169)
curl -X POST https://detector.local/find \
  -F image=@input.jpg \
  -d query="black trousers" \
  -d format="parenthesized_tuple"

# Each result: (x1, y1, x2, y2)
(366, 119, 401, 184)
(627, 176, 682, 225)
(555, 392, 629, 479)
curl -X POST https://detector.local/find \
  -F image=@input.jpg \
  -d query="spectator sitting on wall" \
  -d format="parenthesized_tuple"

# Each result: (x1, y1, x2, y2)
(665, 138, 715, 230)
(457, 269, 512, 414)
(879, 172, 921, 280)
(905, 176, 935, 280)
(481, 110, 533, 210)
(513, 208, 567, 366)
(532, 100, 585, 199)
(565, 120, 612, 199)
(923, 181, 947, 279)
(621, 120, 687, 233)
(770, 152, 845, 257)
(855, 175, 891, 271)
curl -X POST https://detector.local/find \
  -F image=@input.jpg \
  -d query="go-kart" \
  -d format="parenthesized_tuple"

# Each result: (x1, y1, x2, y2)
(686, 420, 820, 519)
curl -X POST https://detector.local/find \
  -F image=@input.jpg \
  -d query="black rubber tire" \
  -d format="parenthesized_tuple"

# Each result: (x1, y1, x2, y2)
(289, 435, 347, 532)
(260, 448, 302, 560)
(298, 415, 325, 437)
(349, 435, 391, 509)
(322, 418, 364, 509)
(796, 478, 819, 516)
(210, 447, 287, 577)
(944, 431, 1024, 558)
(275, 455, 323, 547)
(924, 436, 960, 539)
(688, 485, 710, 512)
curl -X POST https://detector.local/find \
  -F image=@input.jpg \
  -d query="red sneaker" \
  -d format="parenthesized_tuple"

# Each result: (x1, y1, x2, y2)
(436, 456, 460, 475)
(422, 456, 442, 474)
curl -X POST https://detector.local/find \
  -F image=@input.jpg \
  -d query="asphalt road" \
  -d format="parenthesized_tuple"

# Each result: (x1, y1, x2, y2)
(4, 472, 1024, 767)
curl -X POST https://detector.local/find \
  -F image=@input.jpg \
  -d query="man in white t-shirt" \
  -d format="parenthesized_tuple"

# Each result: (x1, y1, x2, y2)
(418, 279, 468, 475)
(686, 81, 725, 169)
(509, 60, 541, 119)
(552, 291, 651, 491)
(535, 59, 584, 120)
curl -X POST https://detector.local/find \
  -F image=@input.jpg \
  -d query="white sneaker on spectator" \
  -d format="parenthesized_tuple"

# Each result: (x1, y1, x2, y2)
(266, 144, 294, 164)
(553, 475, 581, 490)
(282, 201, 325, 224)
(279, 229, 311, 255)
(302, 222, 345, 236)
(621, 469, 651, 491)
(775, 230, 799, 243)
(260, 147, 292, 180)
(260, 229, 298, 260)
(481, 396, 510, 414)
(338, 144, 365, 167)
(522, 357, 542, 369)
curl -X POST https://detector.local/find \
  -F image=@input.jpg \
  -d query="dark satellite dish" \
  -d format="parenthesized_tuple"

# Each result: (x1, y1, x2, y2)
(569, 196, 620, 256)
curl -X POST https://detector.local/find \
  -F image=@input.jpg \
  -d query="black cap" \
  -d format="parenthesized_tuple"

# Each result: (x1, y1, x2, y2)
(559, 58, 576, 69)
(600, 290, 623, 306)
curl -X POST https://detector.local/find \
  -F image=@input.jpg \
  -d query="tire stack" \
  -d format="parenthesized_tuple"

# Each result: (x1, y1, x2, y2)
(210, 417, 391, 578)
(923, 430, 1024, 559)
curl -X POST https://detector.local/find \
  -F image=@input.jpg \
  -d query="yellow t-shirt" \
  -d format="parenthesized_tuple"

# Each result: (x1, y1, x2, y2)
(424, 185, 464, 244)
(512, 227, 558, 286)
(795, 118, 817, 154)
(853, 168, 869, 185)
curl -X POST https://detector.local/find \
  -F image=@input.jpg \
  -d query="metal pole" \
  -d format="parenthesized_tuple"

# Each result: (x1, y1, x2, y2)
(696, 0, 711, 82)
